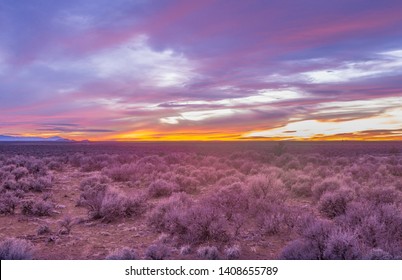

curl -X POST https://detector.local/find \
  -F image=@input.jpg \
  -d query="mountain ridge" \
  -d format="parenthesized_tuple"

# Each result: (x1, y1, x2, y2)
(0, 135, 75, 142)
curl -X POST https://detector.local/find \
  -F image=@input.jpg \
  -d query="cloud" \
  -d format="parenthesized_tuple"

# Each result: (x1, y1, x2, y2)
(1, 0, 402, 140)
(39, 35, 197, 89)
(89, 35, 197, 87)
(57, 13, 95, 31)
(314, 97, 401, 115)
(264, 49, 402, 85)
(245, 106, 402, 140)
(36, 127, 114, 133)
(160, 109, 235, 124)
(302, 50, 402, 83)
(157, 88, 304, 109)
(40, 123, 79, 127)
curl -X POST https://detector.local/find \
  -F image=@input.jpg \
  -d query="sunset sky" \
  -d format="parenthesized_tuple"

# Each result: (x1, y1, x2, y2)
(1, 0, 402, 141)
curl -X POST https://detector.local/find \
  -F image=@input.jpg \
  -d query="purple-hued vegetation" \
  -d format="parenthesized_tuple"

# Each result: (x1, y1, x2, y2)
(0, 238, 33, 260)
(197, 245, 220, 260)
(224, 245, 241, 260)
(0, 141, 401, 259)
(106, 247, 138, 260)
(145, 243, 171, 260)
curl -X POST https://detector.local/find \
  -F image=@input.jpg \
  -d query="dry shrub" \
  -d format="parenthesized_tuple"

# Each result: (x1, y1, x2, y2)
(0, 192, 19, 215)
(79, 183, 145, 222)
(0, 238, 33, 260)
(21, 199, 54, 216)
(106, 247, 137, 260)
(197, 246, 220, 260)
(148, 193, 230, 245)
(224, 245, 241, 260)
(145, 243, 170, 260)
(148, 179, 178, 198)
(323, 230, 362, 260)
(318, 190, 352, 219)
(312, 178, 342, 201)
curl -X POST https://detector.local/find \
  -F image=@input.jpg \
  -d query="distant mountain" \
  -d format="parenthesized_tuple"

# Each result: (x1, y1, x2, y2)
(0, 135, 75, 142)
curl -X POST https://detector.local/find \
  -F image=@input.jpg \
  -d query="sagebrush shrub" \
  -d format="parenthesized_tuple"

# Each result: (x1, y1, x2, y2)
(356, 215, 385, 248)
(79, 175, 110, 191)
(365, 248, 393, 260)
(280, 239, 319, 260)
(323, 230, 363, 260)
(104, 164, 134, 182)
(377, 204, 402, 241)
(239, 161, 259, 174)
(259, 213, 286, 235)
(224, 245, 241, 260)
(77, 183, 107, 211)
(1, 164, 16, 173)
(318, 190, 351, 219)
(312, 178, 341, 201)
(282, 220, 363, 260)
(68, 153, 84, 167)
(0, 192, 19, 214)
(300, 219, 333, 259)
(179, 245, 192, 256)
(148, 193, 192, 233)
(179, 204, 230, 244)
(335, 201, 368, 228)
(364, 186, 400, 205)
(148, 194, 230, 244)
(215, 174, 245, 187)
(37, 225, 51, 235)
(148, 179, 177, 198)
(15, 175, 52, 193)
(208, 183, 249, 222)
(285, 159, 301, 170)
(247, 174, 285, 200)
(193, 167, 220, 185)
(2, 179, 17, 191)
(24, 158, 47, 176)
(14, 177, 31, 192)
(0, 170, 12, 183)
(79, 184, 145, 222)
(208, 183, 248, 234)
(251, 198, 295, 235)
(106, 247, 137, 260)
(12, 167, 29, 181)
(79, 156, 105, 172)
(47, 161, 63, 171)
(197, 246, 220, 260)
(388, 164, 402, 177)
(343, 203, 402, 258)
(97, 191, 129, 221)
(0, 238, 33, 260)
(29, 176, 52, 192)
(290, 175, 313, 197)
(124, 195, 147, 217)
(145, 243, 170, 260)
(21, 199, 54, 216)
(395, 180, 402, 191)
(174, 174, 199, 194)
(58, 216, 75, 235)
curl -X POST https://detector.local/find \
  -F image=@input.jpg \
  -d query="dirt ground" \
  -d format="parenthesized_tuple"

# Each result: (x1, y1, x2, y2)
(0, 166, 296, 260)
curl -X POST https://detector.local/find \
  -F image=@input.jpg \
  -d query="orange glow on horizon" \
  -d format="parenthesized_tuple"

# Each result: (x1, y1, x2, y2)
(83, 130, 402, 142)
(16, 129, 402, 142)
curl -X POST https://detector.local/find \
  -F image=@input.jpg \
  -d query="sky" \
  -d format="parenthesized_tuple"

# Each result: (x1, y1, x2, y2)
(0, 0, 402, 141)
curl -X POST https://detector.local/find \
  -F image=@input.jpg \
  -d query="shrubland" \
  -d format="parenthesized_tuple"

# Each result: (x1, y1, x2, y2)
(0, 142, 401, 259)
